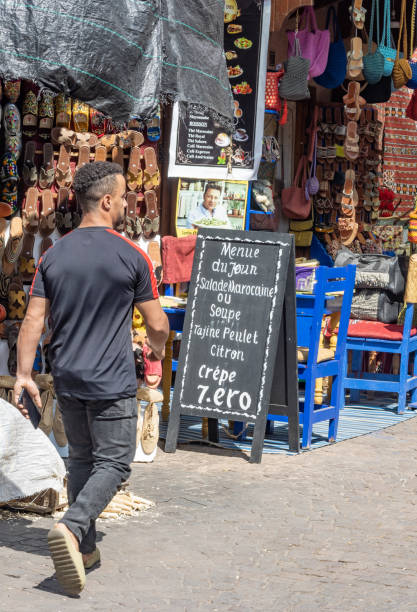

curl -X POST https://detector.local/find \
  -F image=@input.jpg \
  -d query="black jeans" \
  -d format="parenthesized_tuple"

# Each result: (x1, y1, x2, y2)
(57, 395, 137, 554)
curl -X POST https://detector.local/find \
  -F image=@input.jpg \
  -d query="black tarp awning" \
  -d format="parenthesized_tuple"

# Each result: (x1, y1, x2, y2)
(0, 0, 233, 123)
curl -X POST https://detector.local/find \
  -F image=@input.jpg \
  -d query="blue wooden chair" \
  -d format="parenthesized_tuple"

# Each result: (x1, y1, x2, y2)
(235, 265, 355, 449)
(344, 303, 417, 414)
(291, 265, 356, 448)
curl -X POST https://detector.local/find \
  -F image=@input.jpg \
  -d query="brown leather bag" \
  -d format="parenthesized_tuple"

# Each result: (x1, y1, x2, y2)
(281, 155, 311, 220)
(250, 211, 277, 231)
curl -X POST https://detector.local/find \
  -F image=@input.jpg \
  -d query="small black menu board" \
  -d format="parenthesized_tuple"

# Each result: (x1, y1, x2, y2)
(165, 229, 299, 463)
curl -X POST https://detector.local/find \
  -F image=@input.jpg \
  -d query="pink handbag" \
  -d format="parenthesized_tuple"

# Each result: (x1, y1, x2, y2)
(287, 7, 330, 80)
(281, 155, 311, 220)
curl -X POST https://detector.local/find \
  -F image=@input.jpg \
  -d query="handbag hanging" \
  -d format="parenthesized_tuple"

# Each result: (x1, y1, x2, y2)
(265, 71, 279, 110)
(313, 6, 347, 89)
(281, 155, 311, 220)
(361, 75, 392, 103)
(287, 6, 330, 80)
(363, 0, 384, 85)
(406, 89, 417, 120)
(392, 0, 412, 89)
(378, 0, 396, 76)
(280, 37, 310, 101)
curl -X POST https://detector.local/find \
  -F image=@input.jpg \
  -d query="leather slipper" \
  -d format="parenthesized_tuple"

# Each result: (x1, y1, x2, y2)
(18, 232, 36, 284)
(55, 145, 73, 188)
(22, 187, 40, 233)
(39, 143, 55, 189)
(39, 189, 56, 237)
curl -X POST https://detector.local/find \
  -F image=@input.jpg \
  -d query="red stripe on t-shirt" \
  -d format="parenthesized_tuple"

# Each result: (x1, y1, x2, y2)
(29, 255, 44, 296)
(105, 229, 159, 299)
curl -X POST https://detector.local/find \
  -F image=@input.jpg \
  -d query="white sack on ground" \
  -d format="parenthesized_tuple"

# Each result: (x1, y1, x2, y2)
(0, 399, 65, 503)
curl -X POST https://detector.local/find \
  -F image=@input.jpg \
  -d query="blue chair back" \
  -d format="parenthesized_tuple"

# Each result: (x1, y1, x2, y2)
(297, 265, 356, 366)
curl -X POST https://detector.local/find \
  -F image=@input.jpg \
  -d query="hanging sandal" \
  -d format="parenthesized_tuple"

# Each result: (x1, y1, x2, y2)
(39, 189, 56, 237)
(346, 37, 364, 78)
(148, 241, 163, 286)
(143, 147, 160, 190)
(146, 107, 161, 142)
(18, 233, 36, 284)
(127, 147, 142, 191)
(22, 141, 38, 188)
(4, 80, 21, 104)
(55, 187, 73, 236)
(338, 216, 359, 245)
(77, 144, 90, 170)
(118, 130, 144, 149)
(94, 144, 107, 162)
(22, 187, 40, 234)
(125, 192, 139, 239)
(55, 145, 73, 188)
(38, 142, 55, 189)
(142, 190, 159, 238)
(349, 0, 366, 29)
(111, 145, 124, 169)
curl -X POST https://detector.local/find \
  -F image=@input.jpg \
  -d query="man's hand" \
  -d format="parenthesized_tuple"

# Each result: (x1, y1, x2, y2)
(145, 343, 165, 362)
(14, 377, 42, 419)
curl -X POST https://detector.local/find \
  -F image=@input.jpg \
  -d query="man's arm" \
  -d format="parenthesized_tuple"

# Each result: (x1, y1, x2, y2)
(135, 299, 169, 361)
(14, 296, 49, 415)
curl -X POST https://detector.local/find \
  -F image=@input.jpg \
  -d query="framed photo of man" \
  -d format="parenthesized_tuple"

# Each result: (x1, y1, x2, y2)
(175, 178, 249, 237)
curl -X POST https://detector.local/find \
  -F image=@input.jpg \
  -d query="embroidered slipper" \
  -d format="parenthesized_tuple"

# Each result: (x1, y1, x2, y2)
(22, 90, 38, 137)
(55, 145, 73, 188)
(143, 147, 160, 191)
(125, 191, 138, 239)
(22, 187, 40, 234)
(18, 232, 36, 284)
(72, 99, 90, 133)
(55, 187, 73, 236)
(4, 216, 23, 265)
(39, 143, 55, 189)
(3, 103, 21, 135)
(47, 527, 86, 596)
(8, 277, 26, 321)
(54, 93, 72, 128)
(39, 189, 56, 237)
(94, 144, 107, 162)
(127, 147, 142, 191)
(148, 240, 163, 286)
(146, 107, 160, 142)
(38, 90, 54, 140)
(77, 144, 90, 170)
(4, 80, 21, 103)
(0, 152, 19, 184)
(89, 107, 107, 136)
(339, 216, 358, 246)
(22, 141, 38, 187)
(142, 190, 159, 238)
(111, 145, 124, 169)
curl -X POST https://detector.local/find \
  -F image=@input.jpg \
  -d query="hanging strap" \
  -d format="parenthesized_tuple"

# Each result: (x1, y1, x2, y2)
(293, 155, 306, 187)
(368, 0, 380, 52)
(396, 0, 408, 60)
(325, 6, 341, 42)
(381, 0, 391, 48)
(299, 6, 318, 33)
(411, 0, 416, 59)
(294, 35, 302, 58)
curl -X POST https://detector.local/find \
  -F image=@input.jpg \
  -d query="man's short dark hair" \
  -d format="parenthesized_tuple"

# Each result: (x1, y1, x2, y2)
(203, 182, 222, 197)
(73, 162, 124, 213)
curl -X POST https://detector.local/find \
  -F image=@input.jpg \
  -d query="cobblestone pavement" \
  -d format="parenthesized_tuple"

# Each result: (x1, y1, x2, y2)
(2, 416, 417, 612)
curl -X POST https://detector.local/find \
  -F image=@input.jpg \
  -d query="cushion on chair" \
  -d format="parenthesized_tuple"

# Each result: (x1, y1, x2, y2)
(297, 347, 335, 363)
(347, 319, 417, 341)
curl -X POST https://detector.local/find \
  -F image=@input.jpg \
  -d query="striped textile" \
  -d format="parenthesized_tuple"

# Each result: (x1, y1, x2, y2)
(380, 88, 417, 212)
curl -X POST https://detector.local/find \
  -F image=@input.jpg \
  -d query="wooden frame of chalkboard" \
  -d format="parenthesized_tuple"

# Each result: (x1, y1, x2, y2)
(165, 229, 299, 463)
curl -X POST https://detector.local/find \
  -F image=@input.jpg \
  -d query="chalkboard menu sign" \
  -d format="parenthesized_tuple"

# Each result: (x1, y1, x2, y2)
(168, 0, 271, 181)
(165, 229, 298, 463)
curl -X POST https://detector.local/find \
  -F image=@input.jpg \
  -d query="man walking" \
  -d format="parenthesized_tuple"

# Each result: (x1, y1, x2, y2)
(14, 162, 169, 595)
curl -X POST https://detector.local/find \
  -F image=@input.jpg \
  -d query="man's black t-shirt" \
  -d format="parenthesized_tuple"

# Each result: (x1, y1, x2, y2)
(30, 227, 158, 400)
